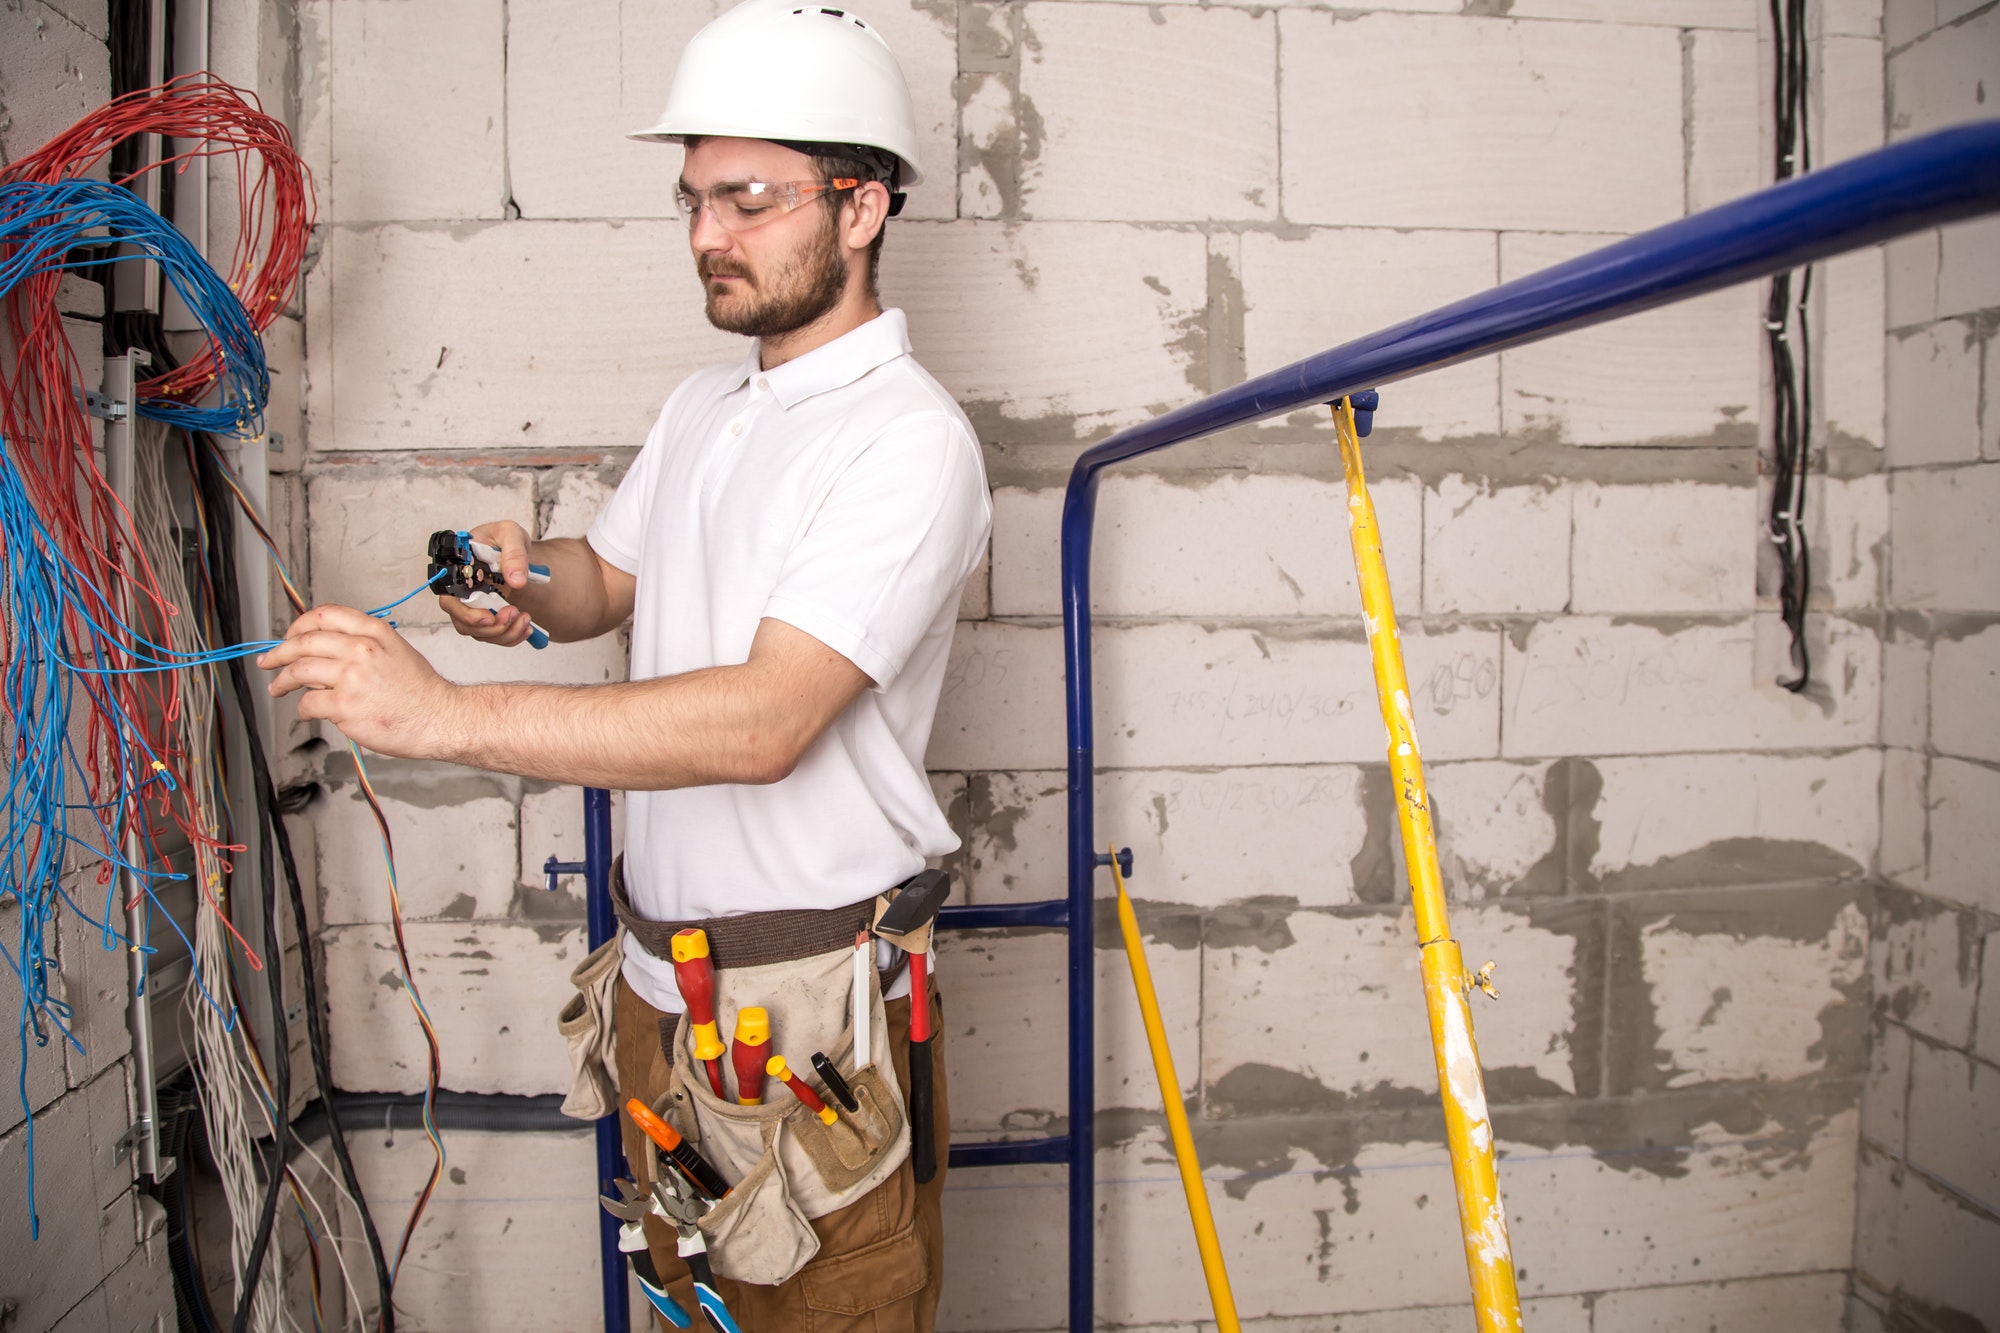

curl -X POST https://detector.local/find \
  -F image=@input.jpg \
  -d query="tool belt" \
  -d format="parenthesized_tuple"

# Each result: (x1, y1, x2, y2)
(609, 856, 866, 967)
(608, 855, 911, 987)
(559, 856, 914, 1286)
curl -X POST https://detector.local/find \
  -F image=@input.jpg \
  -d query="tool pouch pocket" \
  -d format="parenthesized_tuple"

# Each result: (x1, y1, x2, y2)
(654, 941, 908, 1286)
(555, 930, 623, 1121)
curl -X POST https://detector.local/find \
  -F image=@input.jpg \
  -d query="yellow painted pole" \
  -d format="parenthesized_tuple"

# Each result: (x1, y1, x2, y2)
(1110, 851, 1242, 1333)
(1332, 398, 1523, 1333)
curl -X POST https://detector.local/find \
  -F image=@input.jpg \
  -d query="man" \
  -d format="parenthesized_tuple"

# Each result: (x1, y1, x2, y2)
(261, 3, 988, 1326)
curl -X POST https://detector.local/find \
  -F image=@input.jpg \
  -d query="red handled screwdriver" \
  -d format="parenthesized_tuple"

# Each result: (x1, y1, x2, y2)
(671, 929, 728, 1100)
(767, 1055, 837, 1125)
(731, 1008, 769, 1106)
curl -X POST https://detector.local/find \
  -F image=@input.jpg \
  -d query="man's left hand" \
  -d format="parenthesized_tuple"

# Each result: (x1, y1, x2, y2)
(260, 605, 457, 759)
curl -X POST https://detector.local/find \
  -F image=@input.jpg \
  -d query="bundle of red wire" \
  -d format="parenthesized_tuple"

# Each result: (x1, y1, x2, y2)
(1, 72, 315, 904)
(2, 74, 443, 1330)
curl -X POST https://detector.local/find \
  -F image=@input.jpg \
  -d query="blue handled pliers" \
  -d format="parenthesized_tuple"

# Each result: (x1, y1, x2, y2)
(650, 1177, 742, 1333)
(600, 1178, 691, 1329)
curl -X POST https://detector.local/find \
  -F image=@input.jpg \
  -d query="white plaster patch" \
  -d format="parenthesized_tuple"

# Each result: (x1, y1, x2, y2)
(1639, 903, 1867, 1086)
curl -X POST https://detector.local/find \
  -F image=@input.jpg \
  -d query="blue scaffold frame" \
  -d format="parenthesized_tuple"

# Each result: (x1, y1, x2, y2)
(580, 119, 2000, 1333)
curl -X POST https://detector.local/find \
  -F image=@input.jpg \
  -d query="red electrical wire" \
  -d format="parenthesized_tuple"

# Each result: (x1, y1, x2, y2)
(4, 75, 447, 1328)
(1, 73, 316, 881)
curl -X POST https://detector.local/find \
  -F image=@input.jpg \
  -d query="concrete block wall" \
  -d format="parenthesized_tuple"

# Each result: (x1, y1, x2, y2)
(1850, 3, 2000, 1330)
(0, 4, 176, 1329)
(274, 0, 1976, 1329)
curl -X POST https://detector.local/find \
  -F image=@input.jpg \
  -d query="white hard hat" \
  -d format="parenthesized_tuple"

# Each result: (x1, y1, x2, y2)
(631, 0, 925, 190)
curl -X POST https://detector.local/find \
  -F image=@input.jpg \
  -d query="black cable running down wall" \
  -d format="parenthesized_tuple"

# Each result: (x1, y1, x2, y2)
(1767, 0, 1815, 691)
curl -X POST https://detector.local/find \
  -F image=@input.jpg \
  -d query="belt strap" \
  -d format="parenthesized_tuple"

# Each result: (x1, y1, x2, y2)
(610, 856, 878, 970)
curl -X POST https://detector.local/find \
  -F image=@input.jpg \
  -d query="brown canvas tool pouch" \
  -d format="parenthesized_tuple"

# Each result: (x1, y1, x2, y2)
(556, 930, 623, 1121)
(631, 903, 908, 1286)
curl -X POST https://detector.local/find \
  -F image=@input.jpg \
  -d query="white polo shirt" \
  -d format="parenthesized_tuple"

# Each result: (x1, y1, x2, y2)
(587, 309, 991, 1011)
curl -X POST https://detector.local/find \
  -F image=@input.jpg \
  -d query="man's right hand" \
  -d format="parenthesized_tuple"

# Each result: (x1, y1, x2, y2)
(440, 519, 541, 646)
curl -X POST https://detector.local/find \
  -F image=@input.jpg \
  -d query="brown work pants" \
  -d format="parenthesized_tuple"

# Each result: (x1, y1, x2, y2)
(613, 973, 949, 1332)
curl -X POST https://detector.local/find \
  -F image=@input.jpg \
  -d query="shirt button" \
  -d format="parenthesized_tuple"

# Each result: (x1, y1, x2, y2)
(731, 421, 744, 435)
(755, 377, 769, 393)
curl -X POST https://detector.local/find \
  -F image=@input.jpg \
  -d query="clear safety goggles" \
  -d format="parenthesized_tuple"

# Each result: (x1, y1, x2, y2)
(673, 177, 860, 232)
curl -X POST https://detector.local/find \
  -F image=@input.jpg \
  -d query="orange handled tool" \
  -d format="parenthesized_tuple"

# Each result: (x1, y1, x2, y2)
(730, 1008, 769, 1106)
(624, 1098, 731, 1200)
(766, 1055, 837, 1125)
(671, 929, 728, 1100)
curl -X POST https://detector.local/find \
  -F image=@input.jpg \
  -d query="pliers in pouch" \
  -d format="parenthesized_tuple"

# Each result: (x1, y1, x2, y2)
(650, 1176, 743, 1333)
(600, 1178, 692, 1329)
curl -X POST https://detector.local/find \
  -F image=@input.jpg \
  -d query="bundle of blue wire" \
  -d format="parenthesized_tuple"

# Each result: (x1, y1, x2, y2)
(1, 176, 439, 1236)
(0, 177, 268, 435)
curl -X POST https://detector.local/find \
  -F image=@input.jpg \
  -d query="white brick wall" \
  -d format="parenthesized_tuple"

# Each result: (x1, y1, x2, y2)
(992, 474, 1421, 618)
(1015, 3, 1277, 223)
(323, 921, 584, 1096)
(310, 221, 737, 452)
(1569, 482, 1757, 614)
(276, 0, 1955, 1325)
(1503, 616, 1879, 756)
(1279, 14, 1684, 232)
(313, 0, 508, 223)
(1423, 478, 1570, 615)
(887, 220, 1210, 435)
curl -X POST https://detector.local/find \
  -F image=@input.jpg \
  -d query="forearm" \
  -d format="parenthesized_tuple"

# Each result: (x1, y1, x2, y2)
(505, 537, 622, 642)
(431, 667, 819, 790)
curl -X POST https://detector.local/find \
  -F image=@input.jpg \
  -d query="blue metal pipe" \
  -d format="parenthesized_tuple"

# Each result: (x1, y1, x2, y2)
(1072, 122, 2000, 478)
(1055, 121, 2000, 1333)
(938, 901, 1070, 930)
(949, 1136, 1071, 1168)
(584, 786, 629, 1333)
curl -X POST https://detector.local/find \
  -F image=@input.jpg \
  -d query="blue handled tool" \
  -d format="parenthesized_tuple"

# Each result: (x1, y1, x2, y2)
(650, 1177, 742, 1333)
(600, 1179, 692, 1328)
(425, 529, 552, 648)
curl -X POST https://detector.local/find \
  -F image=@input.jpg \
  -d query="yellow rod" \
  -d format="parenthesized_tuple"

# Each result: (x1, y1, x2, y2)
(1111, 850, 1242, 1333)
(1333, 398, 1523, 1333)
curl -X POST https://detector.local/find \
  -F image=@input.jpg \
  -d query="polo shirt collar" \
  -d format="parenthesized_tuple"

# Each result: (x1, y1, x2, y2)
(722, 309, 912, 409)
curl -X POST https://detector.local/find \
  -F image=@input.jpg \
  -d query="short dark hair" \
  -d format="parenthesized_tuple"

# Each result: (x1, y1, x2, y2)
(775, 140, 900, 295)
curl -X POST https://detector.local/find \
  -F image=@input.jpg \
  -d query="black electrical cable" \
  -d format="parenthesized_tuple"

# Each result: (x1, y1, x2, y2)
(1767, 0, 1814, 691)
(154, 1074, 224, 1333)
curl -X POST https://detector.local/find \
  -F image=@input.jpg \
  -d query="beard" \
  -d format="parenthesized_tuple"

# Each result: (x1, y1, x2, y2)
(699, 210, 850, 339)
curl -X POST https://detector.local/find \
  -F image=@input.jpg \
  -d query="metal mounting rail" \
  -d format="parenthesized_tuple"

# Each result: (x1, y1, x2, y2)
(577, 121, 2000, 1333)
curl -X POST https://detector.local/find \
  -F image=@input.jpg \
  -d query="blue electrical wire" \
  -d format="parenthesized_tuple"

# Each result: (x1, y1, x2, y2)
(2, 179, 445, 1235)
(0, 178, 268, 435)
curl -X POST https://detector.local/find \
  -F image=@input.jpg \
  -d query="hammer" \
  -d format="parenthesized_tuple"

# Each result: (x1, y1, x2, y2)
(874, 869, 949, 1184)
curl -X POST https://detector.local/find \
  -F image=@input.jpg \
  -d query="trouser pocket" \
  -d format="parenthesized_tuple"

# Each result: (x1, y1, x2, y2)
(799, 1215, 929, 1333)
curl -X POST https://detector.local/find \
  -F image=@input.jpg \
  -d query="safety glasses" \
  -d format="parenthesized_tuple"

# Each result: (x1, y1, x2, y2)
(673, 177, 860, 232)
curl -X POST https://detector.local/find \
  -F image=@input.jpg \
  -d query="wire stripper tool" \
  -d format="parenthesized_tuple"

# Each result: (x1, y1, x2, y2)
(425, 529, 551, 649)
